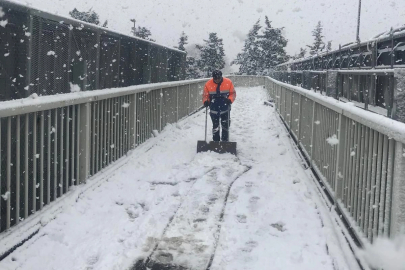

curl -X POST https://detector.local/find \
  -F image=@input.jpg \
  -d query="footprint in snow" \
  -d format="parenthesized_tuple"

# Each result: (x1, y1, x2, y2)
(271, 221, 287, 232)
(236, 214, 247, 223)
(249, 196, 260, 203)
(241, 240, 258, 252)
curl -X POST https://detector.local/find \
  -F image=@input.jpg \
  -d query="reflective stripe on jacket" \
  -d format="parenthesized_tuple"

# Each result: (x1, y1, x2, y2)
(202, 77, 236, 104)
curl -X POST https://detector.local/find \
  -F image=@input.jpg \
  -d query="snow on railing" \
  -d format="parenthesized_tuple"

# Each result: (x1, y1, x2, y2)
(264, 76, 405, 250)
(0, 79, 207, 238)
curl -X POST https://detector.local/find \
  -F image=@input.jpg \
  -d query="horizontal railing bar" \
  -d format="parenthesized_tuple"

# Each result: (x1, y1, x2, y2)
(0, 79, 209, 118)
(267, 77, 405, 144)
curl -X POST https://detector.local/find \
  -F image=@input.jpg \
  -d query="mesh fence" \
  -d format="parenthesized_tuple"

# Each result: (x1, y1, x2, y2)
(0, 1, 185, 101)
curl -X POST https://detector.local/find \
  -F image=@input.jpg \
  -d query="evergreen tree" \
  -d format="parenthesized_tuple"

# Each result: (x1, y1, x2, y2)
(307, 21, 325, 55)
(196, 33, 225, 77)
(326, 41, 332, 52)
(185, 57, 201, 79)
(174, 32, 201, 79)
(258, 16, 288, 72)
(232, 19, 262, 75)
(176, 31, 188, 51)
(69, 8, 107, 26)
(134, 26, 155, 42)
(292, 47, 307, 60)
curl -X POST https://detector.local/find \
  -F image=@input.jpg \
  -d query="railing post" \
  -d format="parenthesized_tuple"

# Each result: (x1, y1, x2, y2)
(159, 88, 163, 132)
(79, 102, 91, 183)
(392, 69, 405, 122)
(390, 141, 405, 238)
(188, 84, 191, 114)
(334, 114, 346, 198)
(129, 94, 137, 149)
(176, 86, 179, 121)
(309, 101, 317, 168)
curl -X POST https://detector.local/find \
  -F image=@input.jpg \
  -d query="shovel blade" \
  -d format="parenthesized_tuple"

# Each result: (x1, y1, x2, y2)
(197, 141, 237, 155)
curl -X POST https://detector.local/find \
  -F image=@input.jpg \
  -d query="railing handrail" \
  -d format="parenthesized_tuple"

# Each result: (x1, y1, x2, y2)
(266, 76, 405, 144)
(0, 79, 209, 118)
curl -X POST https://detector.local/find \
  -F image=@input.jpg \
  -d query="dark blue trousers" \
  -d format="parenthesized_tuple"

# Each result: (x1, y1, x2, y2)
(210, 99, 231, 142)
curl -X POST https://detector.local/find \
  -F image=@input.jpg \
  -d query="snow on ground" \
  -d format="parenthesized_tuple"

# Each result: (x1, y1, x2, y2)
(0, 86, 355, 270)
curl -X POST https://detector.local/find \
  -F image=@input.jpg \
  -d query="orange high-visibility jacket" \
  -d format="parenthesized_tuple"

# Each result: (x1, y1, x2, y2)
(202, 77, 236, 104)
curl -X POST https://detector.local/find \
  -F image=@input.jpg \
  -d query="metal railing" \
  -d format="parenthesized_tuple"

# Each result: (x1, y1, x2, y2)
(270, 69, 399, 121)
(264, 76, 405, 245)
(276, 25, 405, 71)
(0, 79, 206, 234)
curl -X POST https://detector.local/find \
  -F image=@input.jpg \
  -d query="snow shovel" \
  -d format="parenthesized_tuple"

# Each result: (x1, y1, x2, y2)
(197, 107, 237, 155)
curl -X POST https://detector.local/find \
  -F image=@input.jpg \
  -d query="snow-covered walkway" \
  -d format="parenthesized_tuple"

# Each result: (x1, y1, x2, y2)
(0, 87, 355, 270)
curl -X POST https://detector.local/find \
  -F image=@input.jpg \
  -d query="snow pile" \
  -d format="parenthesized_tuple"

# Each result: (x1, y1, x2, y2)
(361, 236, 405, 270)
(69, 82, 81, 92)
(326, 134, 339, 146)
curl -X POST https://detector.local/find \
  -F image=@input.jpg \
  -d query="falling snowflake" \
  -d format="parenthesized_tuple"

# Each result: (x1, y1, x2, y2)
(0, 7, 4, 18)
(326, 135, 339, 146)
(314, 121, 320, 125)
(4, 52, 9, 57)
(110, 144, 115, 149)
(122, 103, 130, 108)
(25, 32, 31, 37)
(350, 151, 356, 156)
(47, 51, 56, 56)
(36, 183, 40, 188)
(35, 154, 40, 158)
(0, 19, 8, 27)
(1, 191, 10, 201)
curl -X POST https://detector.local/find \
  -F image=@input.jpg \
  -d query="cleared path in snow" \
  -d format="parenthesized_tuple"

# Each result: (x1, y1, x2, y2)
(0, 87, 355, 270)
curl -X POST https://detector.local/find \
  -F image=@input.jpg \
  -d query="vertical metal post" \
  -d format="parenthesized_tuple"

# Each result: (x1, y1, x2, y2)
(334, 114, 345, 197)
(309, 101, 316, 168)
(176, 86, 179, 121)
(188, 84, 191, 114)
(6, 118, 11, 229)
(159, 89, 163, 132)
(60, 109, 64, 196)
(24, 114, 29, 216)
(47, 112, 51, 203)
(79, 103, 91, 183)
(71, 106, 76, 183)
(129, 94, 137, 149)
(32, 112, 37, 213)
(53, 109, 57, 201)
(16, 116, 20, 225)
(65, 108, 69, 190)
(356, 0, 362, 43)
(390, 142, 405, 238)
(40, 112, 44, 210)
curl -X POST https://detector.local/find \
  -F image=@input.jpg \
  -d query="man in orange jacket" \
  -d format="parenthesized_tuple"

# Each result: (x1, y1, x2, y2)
(202, 70, 236, 142)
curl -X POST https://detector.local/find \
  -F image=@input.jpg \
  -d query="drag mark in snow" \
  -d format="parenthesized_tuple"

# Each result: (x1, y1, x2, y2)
(132, 168, 215, 270)
(206, 165, 252, 270)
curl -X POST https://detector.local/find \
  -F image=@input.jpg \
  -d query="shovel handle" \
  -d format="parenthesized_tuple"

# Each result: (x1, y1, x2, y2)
(205, 106, 208, 141)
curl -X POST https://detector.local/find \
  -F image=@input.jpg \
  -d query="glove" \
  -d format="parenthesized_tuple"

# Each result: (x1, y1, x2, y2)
(226, 99, 232, 105)
(204, 100, 210, 107)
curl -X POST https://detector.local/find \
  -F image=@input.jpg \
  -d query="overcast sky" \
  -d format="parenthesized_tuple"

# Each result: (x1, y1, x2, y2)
(21, 0, 405, 67)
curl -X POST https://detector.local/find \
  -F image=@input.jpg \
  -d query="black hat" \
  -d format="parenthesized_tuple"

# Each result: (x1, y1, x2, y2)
(212, 70, 222, 79)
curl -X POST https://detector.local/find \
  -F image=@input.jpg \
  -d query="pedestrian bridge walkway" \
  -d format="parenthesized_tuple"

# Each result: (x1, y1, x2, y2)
(0, 86, 359, 270)
(0, 76, 404, 270)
